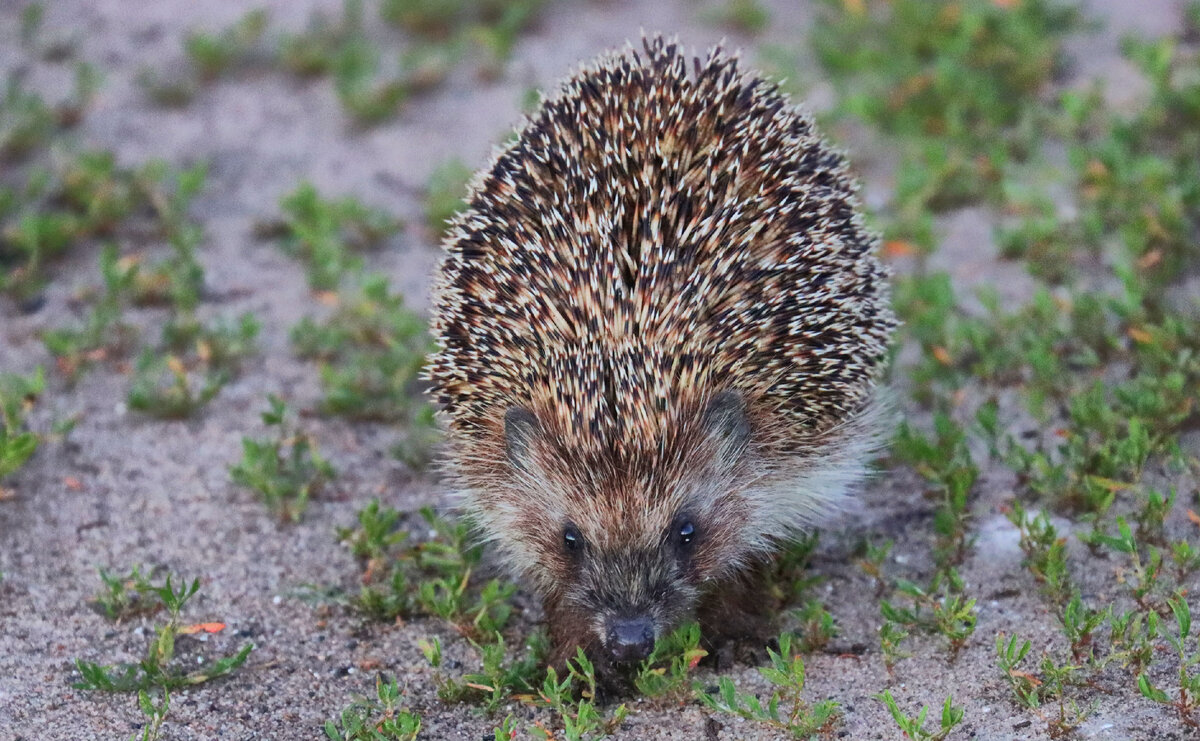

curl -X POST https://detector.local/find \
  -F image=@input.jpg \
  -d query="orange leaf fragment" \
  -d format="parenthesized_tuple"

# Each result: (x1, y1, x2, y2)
(1127, 327, 1153, 344)
(64, 476, 83, 491)
(1137, 249, 1163, 270)
(179, 622, 226, 635)
(883, 240, 917, 258)
(932, 346, 952, 366)
(315, 291, 340, 307)
(1187, 510, 1200, 527)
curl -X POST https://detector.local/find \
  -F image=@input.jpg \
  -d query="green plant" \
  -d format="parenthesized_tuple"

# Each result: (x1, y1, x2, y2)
(892, 413, 978, 568)
(1, 77, 60, 163)
(74, 573, 253, 692)
(265, 182, 400, 291)
(324, 674, 421, 741)
(126, 351, 226, 419)
(1137, 595, 1199, 726)
(337, 499, 408, 562)
(791, 601, 837, 654)
(425, 158, 472, 237)
(701, 632, 841, 738)
(0, 367, 43, 485)
(278, 1, 359, 77)
(339, 504, 517, 639)
(291, 274, 432, 426)
(91, 566, 165, 622)
(229, 395, 335, 522)
(703, 0, 770, 34)
(876, 691, 964, 741)
(333, 36, 409, 125)
(184, 9, 269, 82)
(633, 622, 706, 700)
(880, 574, 977, 658)
(42, 245, 139, 382)
(492, 715, 519, 741)
(1007, 501, 1072, 607)
(423, 632, 545, 712)
(130, 689, 171, 741)
(812, 0, 1079, 212)
(879, 619, 911, 674)
(533, 649, 628, 741)
(996, 633, 1039, 709)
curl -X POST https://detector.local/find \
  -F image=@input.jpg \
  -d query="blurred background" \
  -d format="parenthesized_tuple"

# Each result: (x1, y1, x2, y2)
(2, 1, 1199, 739)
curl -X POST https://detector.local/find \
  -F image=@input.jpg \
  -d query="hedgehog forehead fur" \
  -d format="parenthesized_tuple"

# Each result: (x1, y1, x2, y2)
(428, 36, 896, 608)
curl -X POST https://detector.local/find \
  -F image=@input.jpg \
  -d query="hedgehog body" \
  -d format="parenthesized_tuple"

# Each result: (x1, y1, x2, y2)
(428, 37, 896, 666)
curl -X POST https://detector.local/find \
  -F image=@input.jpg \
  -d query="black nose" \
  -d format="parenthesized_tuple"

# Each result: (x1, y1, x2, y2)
(607, 617, 655, 662)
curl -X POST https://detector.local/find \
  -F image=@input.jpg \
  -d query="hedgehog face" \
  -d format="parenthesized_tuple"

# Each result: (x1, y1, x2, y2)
(550, 510, 706, 662)
(502, 392, 756, 662)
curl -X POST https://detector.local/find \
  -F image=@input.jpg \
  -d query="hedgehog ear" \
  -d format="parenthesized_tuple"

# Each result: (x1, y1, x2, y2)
(703, 390, 751, 466)
(504, 406, 541, 472)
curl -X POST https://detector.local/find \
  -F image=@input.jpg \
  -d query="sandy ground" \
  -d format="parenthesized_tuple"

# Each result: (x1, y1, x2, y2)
(1, 1, 1197, 739)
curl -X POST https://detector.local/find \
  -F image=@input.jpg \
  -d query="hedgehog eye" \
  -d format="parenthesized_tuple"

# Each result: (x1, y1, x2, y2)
(563, 525, 583, 553)
(670, 515, 697, 553)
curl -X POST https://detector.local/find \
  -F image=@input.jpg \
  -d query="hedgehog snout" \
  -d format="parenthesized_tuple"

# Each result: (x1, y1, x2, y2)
(605, 616, 656, 662)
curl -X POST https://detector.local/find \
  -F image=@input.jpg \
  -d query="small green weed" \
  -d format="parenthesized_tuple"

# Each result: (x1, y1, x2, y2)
(701, 632, 841, 738)
(880, 573, 977, 658)
(90, 565, 166, 621)
(229, 394, 335, 522)
(324, 674, 421, 741)
(424, 158, 472, 238)
(790, 601, 837, 654)
(879, 619, 911, 674)
(1137, 594, 1199, 727)
(184, 9, 270, 82)
(533, 649, 628, 741)
(812, 0, 1079, 212)
(291, 274, 432, 427)
(702, 0, 770, 34)
(128, 312, 259, 419)
(74, 573, 253, 692)
(995, 633, 1093, 735)
(633, 622, 706, 701)
(380, 0, 548, 75)
(277, 0, 413, 124)
(42, 245, 139, 382)
(278, 0, 362, 77)
(422, 632, 546, 712)
(892, 413, 978, 568)
(140, 9, 269, 105)
(263, 182, 400, 291)
(0, 367, 43, 486)
(130, 689, 171, 741)
(339, 503, 516, 639)
(876, 691, 964, 741)
(333, 37, 409, 125)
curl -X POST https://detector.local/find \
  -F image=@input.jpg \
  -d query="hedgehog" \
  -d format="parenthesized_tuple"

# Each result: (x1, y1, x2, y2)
(427, 36, 896, 670)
